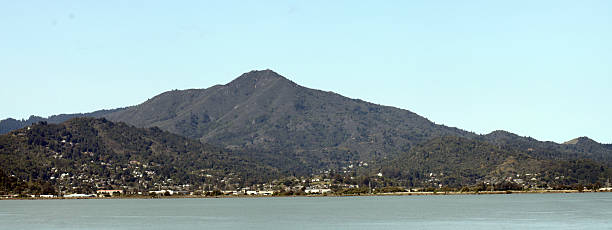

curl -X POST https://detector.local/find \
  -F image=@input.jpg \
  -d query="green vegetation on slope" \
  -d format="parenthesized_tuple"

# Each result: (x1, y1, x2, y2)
(0, 118, 277, 194)
(102, 70, 476, 174)
(380, 136, 612, 188)
(1, 70, 611, 193)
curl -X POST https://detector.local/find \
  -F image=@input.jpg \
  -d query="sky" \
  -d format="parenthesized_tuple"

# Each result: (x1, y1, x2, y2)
(1, 1, 610, 144)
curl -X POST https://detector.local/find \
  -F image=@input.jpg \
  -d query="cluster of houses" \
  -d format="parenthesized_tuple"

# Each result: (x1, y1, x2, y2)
(5, 161, 611, 198)
(20, 189, 125, 198)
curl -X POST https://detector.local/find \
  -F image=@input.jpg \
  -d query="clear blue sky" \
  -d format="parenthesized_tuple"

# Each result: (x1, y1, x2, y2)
(1, 1, 610, 143)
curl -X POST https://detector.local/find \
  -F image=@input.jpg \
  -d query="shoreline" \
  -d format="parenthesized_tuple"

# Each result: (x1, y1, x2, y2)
(2, 189, 609, 200)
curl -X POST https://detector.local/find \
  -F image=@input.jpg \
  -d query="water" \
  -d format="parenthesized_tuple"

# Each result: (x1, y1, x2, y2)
(1, 193, 611, 229)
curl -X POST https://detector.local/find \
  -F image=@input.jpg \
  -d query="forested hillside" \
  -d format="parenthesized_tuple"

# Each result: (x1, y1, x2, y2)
(1, 70, 611, 193)
(0, 118, 277, 194)
(380, 136, 611, 188)
(102, 70, 477, 172)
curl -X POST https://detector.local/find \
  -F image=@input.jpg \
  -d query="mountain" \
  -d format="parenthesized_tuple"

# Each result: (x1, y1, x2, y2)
(100, 70, 611, 171)
(0, 118, 277, 194)
(99, 70, 476, 173)
(1, 69, 610, 188)
(382, 136, 611, 188)
(2, 118, 610, 195)
(0, 109, 123, 134)
(479, 131, 612, 165)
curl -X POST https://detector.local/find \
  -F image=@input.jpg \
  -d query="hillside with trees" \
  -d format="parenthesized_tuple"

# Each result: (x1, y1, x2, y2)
(380, 136, 611, 188)
(0, 118, 277, 194)
(101, 70, 478, 172)
(1, 70, 611, 192)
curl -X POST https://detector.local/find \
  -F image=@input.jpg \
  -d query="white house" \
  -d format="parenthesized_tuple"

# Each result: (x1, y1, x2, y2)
(64, 194, 94, 198)
(149, 190, 175, 195)
(305, 188, 332, 194)
(222, 190, 238, 195)
(257, 190, 274, 196)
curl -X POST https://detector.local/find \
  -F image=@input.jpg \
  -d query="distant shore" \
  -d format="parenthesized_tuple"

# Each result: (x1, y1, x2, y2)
(2, 189, 610, 200)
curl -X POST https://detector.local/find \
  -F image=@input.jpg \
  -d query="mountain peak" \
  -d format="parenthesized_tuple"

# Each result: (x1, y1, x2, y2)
(485, 130, 519, 139)
(563, 136, 597, 145)
(227, 69, 291, 86)
(244, 69, 283, 78)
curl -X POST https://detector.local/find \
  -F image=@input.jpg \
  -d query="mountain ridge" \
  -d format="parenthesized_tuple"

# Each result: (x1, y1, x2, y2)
(1, 70, 611, 193)
(3, 117, 609, 193)
(1, 70, 610, 171)
(2, 70, 607, 145)
(0, 109, 124, 134)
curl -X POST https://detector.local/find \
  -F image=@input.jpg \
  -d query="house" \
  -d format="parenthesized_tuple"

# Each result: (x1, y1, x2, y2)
(64, 194, 95, 198)
(222, 190, 239, 195)
(246, 191, 258, 195)
(149, 190, 179, 195)
(96, 189, 124, 197)
(599, 187, 612, 191)
(257, 190, 274, 196)
(149, 189, 174, 195)
(0, 194, 19, 198)
(40, 195, 55, 198)
(305, 188, 332, 194)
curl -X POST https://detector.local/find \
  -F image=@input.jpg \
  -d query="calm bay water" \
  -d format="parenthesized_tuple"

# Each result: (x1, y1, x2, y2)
(1, 193, 611, 230)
